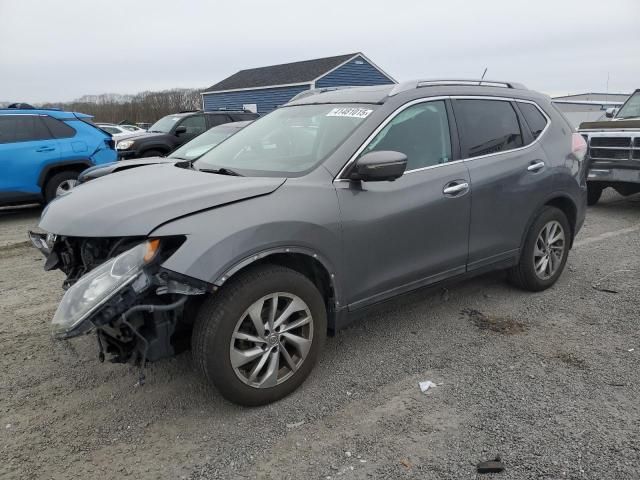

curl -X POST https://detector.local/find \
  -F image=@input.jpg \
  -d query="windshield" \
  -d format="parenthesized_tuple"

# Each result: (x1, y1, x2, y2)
(194, 104, 375, 176)
(616, 91, 640, 119)
(148, 115, 182, 133)
(170, 125, 239, 160)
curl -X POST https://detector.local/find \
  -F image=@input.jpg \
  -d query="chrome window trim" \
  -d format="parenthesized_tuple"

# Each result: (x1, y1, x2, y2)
(334, 95, 551, 182)
(334, 96, 449, 181)
(453, 96, 552, 164)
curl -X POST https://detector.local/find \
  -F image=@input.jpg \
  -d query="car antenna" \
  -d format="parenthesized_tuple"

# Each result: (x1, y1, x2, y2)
(479, 67, 488, 86)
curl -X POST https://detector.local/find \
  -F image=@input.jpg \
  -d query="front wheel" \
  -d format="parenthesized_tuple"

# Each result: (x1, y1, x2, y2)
(192, 264, 327, 406)
(140, 149, 164, 158)
(508, 206, 571, 292)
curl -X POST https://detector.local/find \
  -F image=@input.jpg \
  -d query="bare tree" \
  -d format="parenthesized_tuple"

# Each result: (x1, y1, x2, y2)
(39, 88, 203, 124)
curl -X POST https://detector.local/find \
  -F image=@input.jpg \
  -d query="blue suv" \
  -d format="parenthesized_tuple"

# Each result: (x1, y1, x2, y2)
(0, 106, 117, 205)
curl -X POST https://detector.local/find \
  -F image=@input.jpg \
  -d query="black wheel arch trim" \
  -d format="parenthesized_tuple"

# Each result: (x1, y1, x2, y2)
(213, 246, 340, 307)
(519, 192, 579, 251)
(37, 159, 93, 187)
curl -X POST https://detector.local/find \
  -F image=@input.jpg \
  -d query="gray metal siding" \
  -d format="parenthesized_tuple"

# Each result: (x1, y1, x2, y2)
(315, 55, 394, 89)
(203, 84, 310, 114)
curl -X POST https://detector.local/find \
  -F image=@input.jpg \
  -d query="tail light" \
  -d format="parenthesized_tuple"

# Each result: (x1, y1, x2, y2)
(572, 133, 587, 161)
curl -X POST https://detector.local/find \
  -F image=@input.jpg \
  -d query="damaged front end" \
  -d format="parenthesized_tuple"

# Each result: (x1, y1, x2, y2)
(29, 232, 208, 370)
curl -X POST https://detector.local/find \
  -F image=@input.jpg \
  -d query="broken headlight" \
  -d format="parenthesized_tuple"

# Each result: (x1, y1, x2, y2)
(51, 240, 160, 339)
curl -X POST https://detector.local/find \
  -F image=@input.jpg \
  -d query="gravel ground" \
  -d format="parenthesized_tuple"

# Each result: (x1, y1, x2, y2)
(1, 190, 639, 480)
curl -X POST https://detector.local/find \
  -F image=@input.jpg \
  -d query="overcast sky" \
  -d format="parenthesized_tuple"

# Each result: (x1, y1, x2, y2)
(1, 0, 639, 103)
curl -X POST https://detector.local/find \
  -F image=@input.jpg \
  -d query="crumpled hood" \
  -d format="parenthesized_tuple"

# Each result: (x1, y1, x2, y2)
(39, 163, 286, 237)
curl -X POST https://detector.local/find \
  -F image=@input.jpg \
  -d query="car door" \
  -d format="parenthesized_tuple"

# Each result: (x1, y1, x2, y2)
(335, 99, 472, 309)
(175, 115, 208, 144)
(452, 98, 552, 271)
(0, 114, 59, 196)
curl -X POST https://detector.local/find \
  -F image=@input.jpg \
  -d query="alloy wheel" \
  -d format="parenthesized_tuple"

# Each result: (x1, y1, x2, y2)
(533, 220, 565, 280)
(55, 179, 78, 196)
(230, 292, 313, 388)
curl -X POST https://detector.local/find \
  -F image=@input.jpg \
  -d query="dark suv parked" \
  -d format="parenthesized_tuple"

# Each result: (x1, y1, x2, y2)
(116, 110, 258, 159)
(32, 80, 587, 406)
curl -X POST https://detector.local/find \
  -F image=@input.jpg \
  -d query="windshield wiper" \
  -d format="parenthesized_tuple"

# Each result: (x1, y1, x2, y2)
(197, 167, 244, 177)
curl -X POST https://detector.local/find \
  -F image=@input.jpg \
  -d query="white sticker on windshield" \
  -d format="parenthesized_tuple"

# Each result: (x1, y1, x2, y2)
(326, 107, 372, 119)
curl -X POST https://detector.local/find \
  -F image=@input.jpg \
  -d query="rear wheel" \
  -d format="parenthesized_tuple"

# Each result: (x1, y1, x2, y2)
(140, 149, 164, 158)
(44, 171, 79, 203)
(192, 264, 327, 406)
(587, 184, 603, 206)
(508, 206, 571, 291)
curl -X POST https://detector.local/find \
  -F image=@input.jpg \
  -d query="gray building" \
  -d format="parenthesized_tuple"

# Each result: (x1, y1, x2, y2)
(552, 92, 630, 127)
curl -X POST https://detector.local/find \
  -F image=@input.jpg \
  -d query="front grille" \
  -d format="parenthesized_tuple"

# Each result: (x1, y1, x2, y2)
(590, 148, 631, 160)
(590, 137, 631, 148)
(587, 135, 639, 161)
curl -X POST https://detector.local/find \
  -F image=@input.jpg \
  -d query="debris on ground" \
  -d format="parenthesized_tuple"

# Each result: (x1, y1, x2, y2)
(419, 380, 437, 393)
(399, 458, 412, 469)
(592, 269, 633, 294)
(477, 455, 505, 474)
(440, 287, 450, 302)
(461, 308, 527, 334)
(286, 421, 305, 429)
(555, 352, 587, 369)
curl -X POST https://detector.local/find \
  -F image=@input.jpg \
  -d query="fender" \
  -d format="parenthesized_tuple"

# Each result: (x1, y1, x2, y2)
(214, 245, 341, 307)
(519, 191, 579, 252)
(37, 159, 92, 187)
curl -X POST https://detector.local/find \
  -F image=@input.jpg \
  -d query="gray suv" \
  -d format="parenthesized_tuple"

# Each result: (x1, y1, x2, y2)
(31, 80, 588, 406)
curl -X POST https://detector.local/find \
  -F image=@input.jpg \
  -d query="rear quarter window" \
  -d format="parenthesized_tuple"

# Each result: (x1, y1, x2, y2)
(454, 99, 524, 158)
(517, 102, 548, 139)
(42, 116, 76, 138)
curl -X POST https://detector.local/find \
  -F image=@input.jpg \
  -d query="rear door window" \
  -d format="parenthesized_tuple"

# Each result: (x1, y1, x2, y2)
(206, 114, 232, 128)
(0, 115, 52, 143)
(42, 116, 76, 138)
(454, 99, 524, 158)
(0, 116, 18, 143)
(180, 115, 207, 135)
(362, 100, 452, 170)
(517, 102, 548, 139)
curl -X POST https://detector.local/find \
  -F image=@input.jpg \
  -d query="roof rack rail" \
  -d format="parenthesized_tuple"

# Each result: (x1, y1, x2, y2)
(288, 85, 358, 103)
(388, 79, 527, 97)
(178, 109, 202, 113)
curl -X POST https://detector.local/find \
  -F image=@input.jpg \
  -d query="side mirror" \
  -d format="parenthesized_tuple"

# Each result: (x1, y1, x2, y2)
(349, 151, 407, 182)
(175, 125, 187, 135)
(605, 107, 618, 119)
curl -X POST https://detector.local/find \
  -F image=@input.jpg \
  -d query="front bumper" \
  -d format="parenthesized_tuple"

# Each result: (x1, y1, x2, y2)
(587, 166, 640, 184)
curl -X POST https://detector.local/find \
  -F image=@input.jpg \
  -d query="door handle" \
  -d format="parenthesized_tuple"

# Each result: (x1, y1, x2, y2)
(36, 146, 55, 152)
(443, 181, 469, 196)
(527, 161, 545, 172)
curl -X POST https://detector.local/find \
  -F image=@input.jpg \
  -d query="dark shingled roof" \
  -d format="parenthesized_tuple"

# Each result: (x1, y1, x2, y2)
(204, 53, 359, 92)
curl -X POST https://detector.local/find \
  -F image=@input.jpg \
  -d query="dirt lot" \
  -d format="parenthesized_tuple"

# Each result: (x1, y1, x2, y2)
(1, 192, 639, 480)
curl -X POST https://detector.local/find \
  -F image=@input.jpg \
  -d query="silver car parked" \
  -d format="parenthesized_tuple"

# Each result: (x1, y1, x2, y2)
(31, 80, 588, 405)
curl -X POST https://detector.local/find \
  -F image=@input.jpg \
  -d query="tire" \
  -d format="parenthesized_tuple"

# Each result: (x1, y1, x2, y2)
(140, 149, 164, 158)
(44, 170, 79, 203)
(192, 264, 327, 406)
(587, 184, 603, 206)
(508, 206, 571, 292)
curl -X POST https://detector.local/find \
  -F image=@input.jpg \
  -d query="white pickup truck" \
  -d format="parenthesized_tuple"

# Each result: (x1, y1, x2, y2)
(579, 89, 640, 205)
